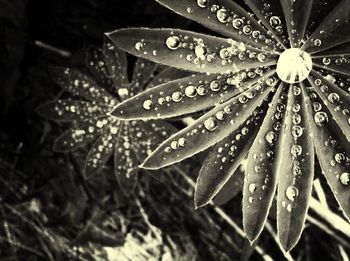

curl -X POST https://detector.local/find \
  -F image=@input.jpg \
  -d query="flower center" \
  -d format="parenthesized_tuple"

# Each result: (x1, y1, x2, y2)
(276, 48, 312, 84)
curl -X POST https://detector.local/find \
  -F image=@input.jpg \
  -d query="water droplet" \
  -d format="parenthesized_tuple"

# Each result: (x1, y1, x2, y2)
(170, 141, 179, 149)
(185, 85, 197, 97)
(249, 183, 256, 193)
(166, 36, 181, 50)
(172, 91, 183, 102)
(197, 85, 208, 96)
(265, 131, 276, 145)
(143, 100, 153, 110)
(291, 125, 303, 138)
(216, 8, 229, 23)
(322, 57, 331, 65)
(215, 111, 225, 120)
(286, 186, 298, 201)
(335, 153, 345, 163)
(135, 42, 144, 51)
(269, 16, 281, 27)
(291, 145, 302, 157)
(313, 39, 322, 46)
(178, 137, 186, 146)
(340, 172, 350, 185)
(197, 0, 209, 8)
(257, 53, 267, 62)
(232, 18, 244, 29)
(242, 25, 252, 35)
(204, 117, 217, 131)
(313, 102, 322, 112)
(314, 111, 329, 126)
(210, 80, 220, 91)
(327, 93, 340, 104)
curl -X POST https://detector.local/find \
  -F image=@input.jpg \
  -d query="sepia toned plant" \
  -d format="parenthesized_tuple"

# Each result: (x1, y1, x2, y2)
(107, 0, 350, 251)
(37, 39, 178, 194)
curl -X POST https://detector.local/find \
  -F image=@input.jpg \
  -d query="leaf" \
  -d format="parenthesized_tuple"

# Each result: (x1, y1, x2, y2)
(302, 84, 350, 221)
(313, 55, 350, 76)
(114, 124, 139, 194)
(36, 100, 112, 122)
(103, 37, 129, 89)
(131, 58, 157, 93)
(195, 110, 263, 207)
(85, 46, 116, 93)
(141, 75, 279, 169)
(243, 0, 289, 48)
(146, 67, 190, 88)
(128, 120, 177, 162)
(107, 28, 278, 74)
(280, 0, 313, 47)
(302, 0, 350, 54)
(276, 84, 315, 252)
(212, 165, 244, 206)
(113, 68, 274, 120)
(155, 0, 279, 50)
(53, 117, 114, 152)
(242, 83, 287, 242)
(84, 122, 121, 176)
(50, 67, 118, 107)
(308, 70, 350, 143)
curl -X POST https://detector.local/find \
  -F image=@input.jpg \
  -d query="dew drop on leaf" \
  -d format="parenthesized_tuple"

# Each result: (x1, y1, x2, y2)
(285, 186, 298, 201)
(340, 172, 350, 185)
(314, 111, 329, 126)
(166, 36, 181, 50)
(204, 117, 217, 131)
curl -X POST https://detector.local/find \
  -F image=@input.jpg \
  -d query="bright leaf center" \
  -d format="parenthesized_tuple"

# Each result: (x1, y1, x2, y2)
(276, 48, 312, 84)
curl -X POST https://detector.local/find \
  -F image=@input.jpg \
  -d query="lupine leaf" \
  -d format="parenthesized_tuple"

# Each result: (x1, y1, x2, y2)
(155, 0, 279, 50)
(128, 120, 177, 161)
(280, 0, 313, 47)
(212, 166, 244, 206)
(103, 37, 129, 89)
(107, 28, 278, 74)
(302, 0, 350, 54)
(312, 41, 350, 57)
(114, 124, 139, 194)
(84, 122, 121, 176)
(113, 68, 274, 120)
(53, 117, 114, 152)
(86, 46, 116, 92)
(276, 84, 315, 252)
(242, 83, 287, 242)
(302, 84, 350, 220)
(308, 70, 350, 143)
(313, 56, 350, 76)
(141, 76, 279, 169)
(36, 100, 112, 122)
(131, 58, 157, 93)
(50, 67, 118, 107)
(244, 0, 289, 49)
(195, 110, 264, 207)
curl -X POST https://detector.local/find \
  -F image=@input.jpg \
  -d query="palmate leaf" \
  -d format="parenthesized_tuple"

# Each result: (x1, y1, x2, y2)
(107, 28, 278, 74)
(195, 109, 264, 208)
(84, 122, 122, 176)
(50, 67, 118, 107)
(276, 84, 315, 252)
(302, 0, 350, 54)
(141, 76, 279, 169)
(243, 0, 289, 48)
(302, 85, 350, 220)
(53, 116, 115, 152)
(36, 100, 112, 122)
(308, 70, 350, 143)
(212, 165, 244, 206)
(280, 0, 313, 47)
(112, 68, 274, 120)
(242, 83, 287, 242)
(114, 123, 139, 194)
(155, 0, 280, 50)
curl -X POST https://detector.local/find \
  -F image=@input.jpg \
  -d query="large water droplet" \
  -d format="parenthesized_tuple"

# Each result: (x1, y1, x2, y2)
(291, 145, 302, 157)
(340, 172, 350, 185)
(286, 186, 298, 201)
(276, 48, 312, 83)
(327, 93, 340, 104)
(204, 117, 218, 131)
(143, 100, 153, 110)
(166, 36, 181, 50)
(185, 85, 197, 97)
(216, 8, 229, 23)
(249, 183, 257, 193)
(314, 111, 329, 126)
(197, 0, 209, 8)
